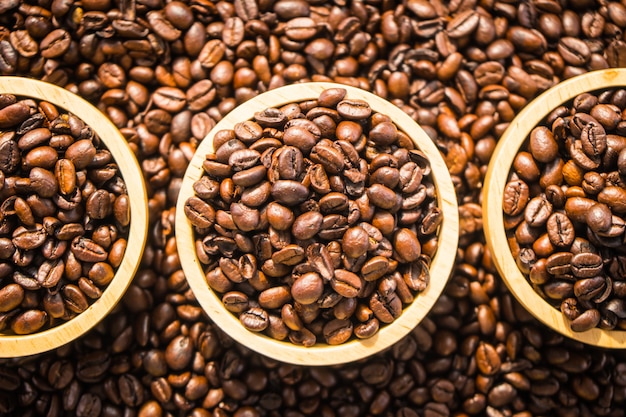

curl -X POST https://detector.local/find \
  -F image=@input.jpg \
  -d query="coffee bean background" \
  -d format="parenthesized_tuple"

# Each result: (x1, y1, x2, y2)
(2, 0, 626, 416)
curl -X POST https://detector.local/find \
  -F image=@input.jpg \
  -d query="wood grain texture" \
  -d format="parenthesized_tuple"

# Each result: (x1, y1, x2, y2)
(0, 77, 148, 358)
(483, 68, 626, 348)
(175, 82, 459, 366)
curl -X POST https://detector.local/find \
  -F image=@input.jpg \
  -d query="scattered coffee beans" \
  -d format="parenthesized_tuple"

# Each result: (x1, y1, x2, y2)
(505, 88, 626, 332)
(3, 0, 626, 415)
(186, 87, 441, 346)
(0, 95, 129, 334)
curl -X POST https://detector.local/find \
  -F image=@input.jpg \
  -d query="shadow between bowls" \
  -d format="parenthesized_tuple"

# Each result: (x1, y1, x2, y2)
(0, 77, 148, 358)
(483, 68, 626, 348)
(176, 82, 459, 366)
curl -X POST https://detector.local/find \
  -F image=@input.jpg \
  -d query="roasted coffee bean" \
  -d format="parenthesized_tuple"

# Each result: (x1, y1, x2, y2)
(341, 226, 369, 258)
(323, 319, 353, 345)
(393, 228, 421, 263)
(331, 270, 362, 298)
(291, 272, 324, 305)
(524, 196, 552, 227)
(270, 180, 309, 206)
(546, 212, 575, 248)
(336, 99, 372, 120)
(503, 180, 529, 217)
(258, 286, 291, 310)
(184, 197, 216, 229)
(570, 308, 601, 332)
(529, 126, 558, 163)
(0, 283, 24, 312)
(369, 290, 402, 323)
(11, 309, 47, 334)
(240, 307, 269, 332)
(291, 211, 323, 240)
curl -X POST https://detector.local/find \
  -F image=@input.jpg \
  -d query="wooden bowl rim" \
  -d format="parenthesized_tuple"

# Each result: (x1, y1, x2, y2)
(175, 82, 459, 366)
(0, 76, 148, 358)
(483, 68, 626, 348)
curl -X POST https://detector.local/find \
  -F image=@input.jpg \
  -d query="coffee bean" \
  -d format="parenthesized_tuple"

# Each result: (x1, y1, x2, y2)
(503, 180, 529, 216)
(291, 211, 323, 241)
(270, 180, 309, 206)
(323, 319, 353, 345)
(0, 283, 24, 312)
(393, 228, 421, 263)
(11, 309, 47, 334)
(336, 99, 372, 120)
(529, 126, 558, 163)
(240, 307, 269, 332)
(291, 272, 324, 305)
(524, 196, 553, 227)
(341, 226, 369, 258)
(331, 269, 362, 298)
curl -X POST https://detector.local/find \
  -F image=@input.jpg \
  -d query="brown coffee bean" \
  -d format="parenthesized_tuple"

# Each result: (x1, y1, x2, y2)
(184, 197, 216, 229)
(63, 284, 89, 314)
(323, 319, 353, 345)
(598, 186, 626, 214)
(240, 307, 269, 332)
(291, 272, 324, 305)
(369, 291, 402, 323)
(546, 212, 575, 248)
(529, 126, 558, 163)
(40, 28, 71, 58)
(271, 244, 304, 266)
(342, 226, 370, 258)
(0, 135, 21, 173)
(258, 286, 292, 310)
(11, 309, 47, 334)
(310, 143, 345, 175)
(336, 99, 372, 120)
(393, 228, 421, 263)
(503, 179, 529, 216)
(367, 183, 398, 210)
(570, 308, 601, 331)
(283, 125, 317, 154)
(0, 283, 24, 312)
(291, 211, 323, 240)
(270, 180, 309, 206)
(331, 270, 362, 298)
(222, 291, 249, 314)
(475, 341, 501, 375)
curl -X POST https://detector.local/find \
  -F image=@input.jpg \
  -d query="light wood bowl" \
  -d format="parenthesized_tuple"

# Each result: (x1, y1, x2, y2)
(0, 77, 148, 357)
(483, 68, 626, 348)
(176, 82, 459, 366)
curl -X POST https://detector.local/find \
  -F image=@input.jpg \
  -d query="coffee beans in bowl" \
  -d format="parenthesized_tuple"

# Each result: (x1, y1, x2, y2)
(0, 77, 148, 357)
(176, 82, 458, 365)
(484, 68, 626, 348)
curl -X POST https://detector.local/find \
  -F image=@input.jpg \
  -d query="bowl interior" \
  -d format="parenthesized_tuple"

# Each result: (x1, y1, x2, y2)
(176, 82, 459, 366)
(0, 77, 148, 357)
(483, 68, 626, 348)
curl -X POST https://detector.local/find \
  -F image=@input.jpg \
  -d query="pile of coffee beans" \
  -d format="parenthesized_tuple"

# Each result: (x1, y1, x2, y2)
(505, 88, 626, 332)
(3, 0, 626, 416)
(185, 87, 441, 346)
(0, 95, 129, 334)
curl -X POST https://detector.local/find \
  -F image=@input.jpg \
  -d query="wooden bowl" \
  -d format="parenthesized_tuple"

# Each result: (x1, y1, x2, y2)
(0, 77, 148, 357)
(483, 68, 626, 348)
(176, 82, 459, 366)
